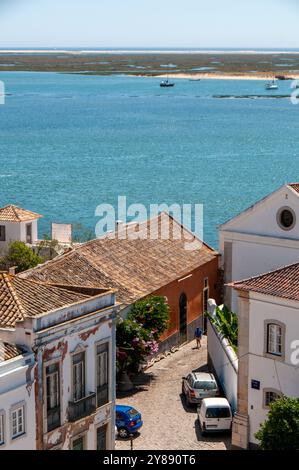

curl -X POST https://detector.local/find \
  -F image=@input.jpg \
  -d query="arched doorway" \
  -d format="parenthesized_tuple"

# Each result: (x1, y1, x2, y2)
(179, 293, 187, 344)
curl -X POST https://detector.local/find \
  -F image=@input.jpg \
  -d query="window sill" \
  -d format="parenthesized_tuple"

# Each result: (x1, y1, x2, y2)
(11, 432, 26, 442)
(264, 352, 284, 362)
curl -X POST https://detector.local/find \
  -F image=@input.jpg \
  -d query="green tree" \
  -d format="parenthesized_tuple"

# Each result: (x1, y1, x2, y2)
(128, 296, 170, 340)
(255, 397, 299, 450)
(1, 241, 43, 273)
(205, 305, 238, 352)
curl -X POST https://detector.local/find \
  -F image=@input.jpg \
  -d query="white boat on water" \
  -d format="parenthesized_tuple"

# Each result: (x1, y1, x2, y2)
(265, 79, 278, 90)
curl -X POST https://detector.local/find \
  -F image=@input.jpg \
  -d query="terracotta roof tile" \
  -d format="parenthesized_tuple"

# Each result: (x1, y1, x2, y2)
(288, 183, 299, 195)
(0, 204, 42, 222)
(0, 272, 96, 328)
(21, 213, 218, 305)
(0, 341, 25, 362)
(230, 262, 299, 302)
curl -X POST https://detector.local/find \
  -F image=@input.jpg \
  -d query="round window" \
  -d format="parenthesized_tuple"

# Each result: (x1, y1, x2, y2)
(277, 207, 296, 231)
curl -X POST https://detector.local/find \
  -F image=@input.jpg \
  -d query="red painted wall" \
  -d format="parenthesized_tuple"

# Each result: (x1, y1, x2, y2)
(153, 256, 220, 341)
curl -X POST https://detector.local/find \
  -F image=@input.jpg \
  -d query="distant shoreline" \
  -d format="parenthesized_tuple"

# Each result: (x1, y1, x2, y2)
(2, 49, 299, 55)
(144, 72, 299, 80)
(1, 51, 299, 79)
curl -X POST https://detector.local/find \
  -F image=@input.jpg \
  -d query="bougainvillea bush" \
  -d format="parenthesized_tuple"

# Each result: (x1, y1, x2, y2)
(116, 296, 169, 372)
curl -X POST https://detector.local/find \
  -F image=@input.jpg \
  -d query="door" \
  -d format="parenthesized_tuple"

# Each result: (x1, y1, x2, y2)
(179, 293, 187, 344)
(205, 407, 232, 431)
(96, 425, 107, 450)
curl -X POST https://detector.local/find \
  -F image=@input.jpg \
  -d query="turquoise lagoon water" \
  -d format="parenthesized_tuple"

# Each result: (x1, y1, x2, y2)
(0, 72, 299, 248)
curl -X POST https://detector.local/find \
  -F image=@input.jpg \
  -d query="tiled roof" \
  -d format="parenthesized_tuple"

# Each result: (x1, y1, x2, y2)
(287, 183, 299, 195)
(21, 213, 218, 306)
(0, 272, 96, 328)
(230, 262, 299, 302)
(0, 341, 25, 362)
(0, 204, 42, 222)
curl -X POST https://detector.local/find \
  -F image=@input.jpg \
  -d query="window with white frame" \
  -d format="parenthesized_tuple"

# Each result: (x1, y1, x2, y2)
(267, 323, 282, 356)
(0, 412, 4, 445)
(96, 342, 109, 407)
(264, 389, 282, 408)
(72, 351, 85, 401)
(11, 404, 25, 439)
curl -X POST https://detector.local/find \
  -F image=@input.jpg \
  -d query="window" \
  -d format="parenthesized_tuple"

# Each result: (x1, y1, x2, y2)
(73, 352, 85, 401)
(72, 435, 85, 450)
(96, 343, 109, 407)
(0, 412, 4, 445)
(277, 207, 296, 231)
(0, 226, 5, 242)
(46, 363, 61, 432)
(205, 407, 231, 419)
(267, 323, 282, 356)
(96, 425, 107, 450)
(26, 223, 32, 244)
(11, 405, 25, 439)
(264, 389, 282, 408)
(203, 278, 209, 312)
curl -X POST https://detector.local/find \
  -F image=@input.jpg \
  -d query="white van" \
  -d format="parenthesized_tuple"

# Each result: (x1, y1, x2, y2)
(197, 398, 232, 434)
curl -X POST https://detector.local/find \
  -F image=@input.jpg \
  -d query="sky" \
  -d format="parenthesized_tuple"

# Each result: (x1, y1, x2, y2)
(0, 0, 298, 48)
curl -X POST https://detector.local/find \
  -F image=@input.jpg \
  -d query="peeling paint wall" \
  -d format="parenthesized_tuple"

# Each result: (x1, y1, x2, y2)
(34, 306, 116, 450)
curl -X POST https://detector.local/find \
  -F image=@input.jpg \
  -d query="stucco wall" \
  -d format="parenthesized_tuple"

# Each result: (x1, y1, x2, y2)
(0, 354, 36, 450)
(207, 318, 238, 412)
(247, 293, 299, 444)
(155, 256, 220, 341)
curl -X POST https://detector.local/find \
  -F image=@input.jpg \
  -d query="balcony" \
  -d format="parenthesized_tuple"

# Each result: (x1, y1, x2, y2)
(68, 392, 96, 422)
(97, 384, 109, 408)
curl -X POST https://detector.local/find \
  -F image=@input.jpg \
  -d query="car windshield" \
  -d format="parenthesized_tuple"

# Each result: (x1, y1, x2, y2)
(194, 381, 217, 390)
(206, 407, 231, 418)
(127, 408, 139, 418)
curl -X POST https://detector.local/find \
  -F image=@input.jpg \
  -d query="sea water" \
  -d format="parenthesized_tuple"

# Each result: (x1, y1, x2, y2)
(0, 72, 299, 248)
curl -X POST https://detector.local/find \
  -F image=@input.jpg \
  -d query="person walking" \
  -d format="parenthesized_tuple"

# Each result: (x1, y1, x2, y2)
(194, 326, 203, 349)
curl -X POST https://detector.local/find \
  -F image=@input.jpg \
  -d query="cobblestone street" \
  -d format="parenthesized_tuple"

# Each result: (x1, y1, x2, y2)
(116, 337, 231, 450)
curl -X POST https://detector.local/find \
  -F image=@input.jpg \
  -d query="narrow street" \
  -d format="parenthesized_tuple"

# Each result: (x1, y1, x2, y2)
(116, 337, 231, 450)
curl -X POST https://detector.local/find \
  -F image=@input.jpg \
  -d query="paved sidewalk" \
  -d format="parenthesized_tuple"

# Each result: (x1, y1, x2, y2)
(116, 337, 231, 450)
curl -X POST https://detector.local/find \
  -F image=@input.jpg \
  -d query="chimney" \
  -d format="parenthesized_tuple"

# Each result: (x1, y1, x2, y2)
(8, 266, 17, 275)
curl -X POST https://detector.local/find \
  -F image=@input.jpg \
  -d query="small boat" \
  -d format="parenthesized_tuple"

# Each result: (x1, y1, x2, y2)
(265, 79, 278, 90)
(160, 79, 175, 88)
(189, 78, 201, 82)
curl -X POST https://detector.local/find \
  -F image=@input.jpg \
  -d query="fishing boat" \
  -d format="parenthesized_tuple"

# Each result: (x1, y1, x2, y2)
(160, 78, 175, 88)
(265, 79, 278, 90)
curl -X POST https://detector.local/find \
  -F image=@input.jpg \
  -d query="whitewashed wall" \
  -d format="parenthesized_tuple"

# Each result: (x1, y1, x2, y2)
(0, 353, 36, 450)
(247, 292, 299, 445)
(207, 318, 238, 412)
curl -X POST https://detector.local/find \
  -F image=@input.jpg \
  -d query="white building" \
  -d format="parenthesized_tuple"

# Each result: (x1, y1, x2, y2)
(0, 272, 118, 450)
(0, 342, 36, 450)
(0, 204, 41, 252)
(230, 262, 299, 449)
(219, 183, 299, 312)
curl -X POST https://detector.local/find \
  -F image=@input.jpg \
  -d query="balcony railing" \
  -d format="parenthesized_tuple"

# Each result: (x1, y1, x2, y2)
(97, 384, 109, 408)
(68, 392, 96, 422)
(47, 406, 61, 432)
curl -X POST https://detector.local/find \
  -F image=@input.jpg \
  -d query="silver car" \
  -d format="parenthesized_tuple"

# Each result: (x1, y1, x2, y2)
(182, 372, 219, 406)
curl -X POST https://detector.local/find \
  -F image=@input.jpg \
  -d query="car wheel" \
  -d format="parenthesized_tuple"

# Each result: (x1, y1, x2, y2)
(118, 427, 129, 439)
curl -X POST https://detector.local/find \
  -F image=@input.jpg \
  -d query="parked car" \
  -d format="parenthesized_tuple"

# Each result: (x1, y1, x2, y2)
(116, 405, 143, 438)
(182, 372, 219, 405)
(198, 397, 232, 435)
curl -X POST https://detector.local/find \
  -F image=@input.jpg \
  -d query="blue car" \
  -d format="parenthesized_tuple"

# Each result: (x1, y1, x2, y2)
(116, 405, 143, 438)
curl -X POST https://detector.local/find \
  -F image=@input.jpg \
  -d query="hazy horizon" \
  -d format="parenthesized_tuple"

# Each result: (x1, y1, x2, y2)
(0, 0, 298, 49)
